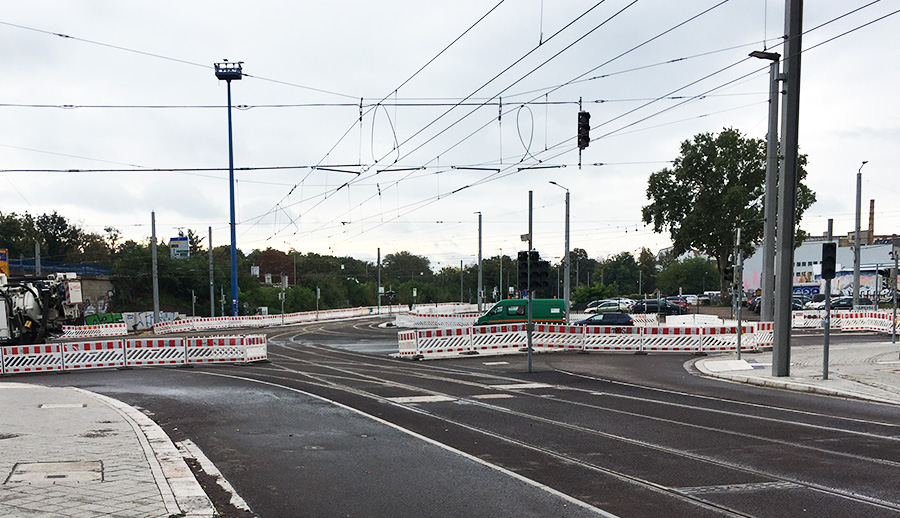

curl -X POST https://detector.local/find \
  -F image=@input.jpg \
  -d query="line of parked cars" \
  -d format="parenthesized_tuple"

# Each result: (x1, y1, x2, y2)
(747, 293, 875, 313)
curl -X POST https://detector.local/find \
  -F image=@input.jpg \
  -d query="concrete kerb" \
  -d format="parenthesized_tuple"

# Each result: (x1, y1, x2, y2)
(690, 353, 900, 406)
(71, 387, 217, 518)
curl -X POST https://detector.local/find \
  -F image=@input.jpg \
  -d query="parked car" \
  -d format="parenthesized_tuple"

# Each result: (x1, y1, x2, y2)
(682, 294, 699, 305)
(665, 296, 689, 309)
(748, 296, 761, 313)
(630, 299, 686, 316)
(585, 300, 631, 314)
(807, 296, 874, 310)
(574, 312, 634, 326)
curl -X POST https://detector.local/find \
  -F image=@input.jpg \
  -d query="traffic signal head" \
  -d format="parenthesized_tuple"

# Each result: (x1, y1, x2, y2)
(821, 242, 837, 280)
(517, 251, 530, 291)
(533, 260, 550, 290)
(723, 265, 734, 284)
(577, 111, 590, 150)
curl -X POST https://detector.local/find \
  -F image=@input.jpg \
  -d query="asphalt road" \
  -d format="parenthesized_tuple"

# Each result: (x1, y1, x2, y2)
(9, 317, 900, 517)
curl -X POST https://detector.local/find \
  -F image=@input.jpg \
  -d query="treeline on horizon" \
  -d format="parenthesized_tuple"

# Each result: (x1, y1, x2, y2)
(0, 211, 719, 315)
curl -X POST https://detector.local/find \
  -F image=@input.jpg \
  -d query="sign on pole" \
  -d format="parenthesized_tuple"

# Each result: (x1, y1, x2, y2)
(0, 249, 7, 275)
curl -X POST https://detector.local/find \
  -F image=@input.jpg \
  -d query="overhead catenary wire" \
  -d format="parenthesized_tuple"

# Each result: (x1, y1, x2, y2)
(278, 5, 898, 246)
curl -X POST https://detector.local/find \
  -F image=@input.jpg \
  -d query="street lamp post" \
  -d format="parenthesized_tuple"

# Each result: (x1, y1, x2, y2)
(854, 160, 868, 307)
(549, 181, 570, 323)
(750, 50, 781, 322)
(215, 61, 243, 316)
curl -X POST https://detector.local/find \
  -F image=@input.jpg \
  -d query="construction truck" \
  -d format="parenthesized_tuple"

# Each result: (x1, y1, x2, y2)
(0, 272, 83, 345)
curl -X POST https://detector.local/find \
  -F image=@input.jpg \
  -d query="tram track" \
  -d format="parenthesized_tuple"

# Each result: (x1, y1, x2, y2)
(200, 332, 900, 516)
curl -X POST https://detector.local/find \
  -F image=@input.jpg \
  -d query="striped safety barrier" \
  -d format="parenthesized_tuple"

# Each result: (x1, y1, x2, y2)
(0, 335, 268, 376)
(125, 338, 187, 366)
(61, 340, 125, 370)
(397, 323, 762, 360)
(643, 326, 703, 353)
(61, 323, 129, 339)
(0, 344, 62, 374)
(185, 336, 246, 364)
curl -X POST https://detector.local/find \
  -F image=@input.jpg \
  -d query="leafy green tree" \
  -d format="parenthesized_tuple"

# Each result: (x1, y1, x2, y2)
(642, 128, 815, 296)
(382, 251, 433, 283)
(657, 256, 718, 295)
(597, 252, 639, 294)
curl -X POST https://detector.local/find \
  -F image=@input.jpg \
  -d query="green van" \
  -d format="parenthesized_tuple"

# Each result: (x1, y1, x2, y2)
(474, 298, 567, 326)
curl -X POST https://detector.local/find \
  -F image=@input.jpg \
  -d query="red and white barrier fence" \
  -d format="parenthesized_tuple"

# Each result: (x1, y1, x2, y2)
(62, 323, 129, 339)
(0, 335, 267, 376)
(397, 324, 767, 359)
(153, 305, 405, 335)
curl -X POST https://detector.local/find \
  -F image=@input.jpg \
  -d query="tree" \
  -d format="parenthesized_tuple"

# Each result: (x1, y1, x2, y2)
(382, 251, 432, 283)
(657, 256, 718, 295)
(597, 252, 639, 294)
(642, 128, 815, 297)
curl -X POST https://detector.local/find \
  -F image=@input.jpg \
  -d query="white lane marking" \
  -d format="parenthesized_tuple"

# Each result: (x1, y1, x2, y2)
(877, 361, 900, 365)
(471, 394, 515, 400)
(38, 403, 86, 409)
(387, 395, 456, 404)
(490, 383, 553, 390)
(178, 439, 254, 515)
(197, 372, 614, 517)
(482, 361, 509, 365)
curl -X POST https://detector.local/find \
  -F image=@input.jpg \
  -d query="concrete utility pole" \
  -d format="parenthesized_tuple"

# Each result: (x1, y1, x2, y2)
(750, 50, 782, 322)
(377, 247, 382, 314)
(34, 243, 41, 275)
(476, 212, 483, 312)
(214, 61, 243, 317)
(151, 211, 160, 326)
(824, 219, 833, 379)
(853, 161, 868, 307)
(772, 0, 803, 377)
(209, 227, 214, 317)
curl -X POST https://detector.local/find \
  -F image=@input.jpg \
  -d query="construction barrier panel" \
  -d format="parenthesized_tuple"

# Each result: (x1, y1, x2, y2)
(643, 326, 703, 353)
(582, 325, 643, 352)
(0, 344, 63, 374)
(61, 340, 125, 370)
(701, 326, 756, 353)
(754, 322, 774, 350)
(61, 323, 129, 339)
(124, 337, 187, 366)
(1, 335, 268, 375)
(414, 327, 474, 359)
(398, 324, 762, 359)
(532, 324, 583, 352)
(470, 324, 527, 356)
(243, 335, 268, 363)
(185, 336, 248, 364)
(153, 305, 406, 335)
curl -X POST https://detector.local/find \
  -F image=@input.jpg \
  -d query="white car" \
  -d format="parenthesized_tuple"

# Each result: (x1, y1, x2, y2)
(682, 294, 699, 305)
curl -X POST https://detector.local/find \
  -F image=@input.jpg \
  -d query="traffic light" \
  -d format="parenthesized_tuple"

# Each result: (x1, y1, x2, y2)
(517, 251, 529, 291)
(821, 242, 837, 280)
(533, 260, 550, 290)
(577, 111, 591, 150)
(723, 265, 734, 284)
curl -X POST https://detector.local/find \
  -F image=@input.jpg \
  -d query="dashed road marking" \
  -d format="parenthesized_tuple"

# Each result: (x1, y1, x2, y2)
(489, 383, 553, 390)
(387, 395, 456, 404)
(471, 394, 515, 400)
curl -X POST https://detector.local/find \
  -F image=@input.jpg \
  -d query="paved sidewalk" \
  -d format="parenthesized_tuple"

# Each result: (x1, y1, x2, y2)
(0, 382, 216, 518)
(694, 340, 900, 405)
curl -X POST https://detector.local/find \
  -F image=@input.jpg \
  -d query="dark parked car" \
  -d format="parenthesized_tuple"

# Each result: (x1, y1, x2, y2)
(829, 296, 873, 310)
(630, 299, 686, 316)
(574, 312, 634, 326)
(748, 296, 761, 313)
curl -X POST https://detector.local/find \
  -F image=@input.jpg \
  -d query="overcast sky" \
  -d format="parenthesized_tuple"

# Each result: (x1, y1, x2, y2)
(2, 1, 898, 269)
